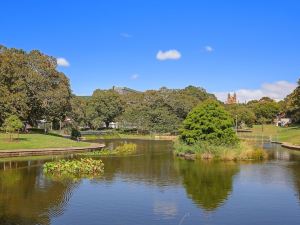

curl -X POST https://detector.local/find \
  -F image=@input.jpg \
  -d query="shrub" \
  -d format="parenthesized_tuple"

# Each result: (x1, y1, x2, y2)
(180, 100, 239, 146)
(71, 128, 81, 140)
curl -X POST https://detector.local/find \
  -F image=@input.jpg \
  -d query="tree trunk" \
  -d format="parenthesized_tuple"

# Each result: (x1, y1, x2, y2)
(105, 121, 110, 128)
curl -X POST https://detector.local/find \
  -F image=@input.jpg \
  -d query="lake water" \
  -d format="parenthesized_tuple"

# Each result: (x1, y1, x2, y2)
(0, 139, 300, 225)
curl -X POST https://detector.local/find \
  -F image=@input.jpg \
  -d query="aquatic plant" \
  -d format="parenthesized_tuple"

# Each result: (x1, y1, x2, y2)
(114, 143, 137, 154)
(43, 158, 104, 179)
(79, 143, 137, 156)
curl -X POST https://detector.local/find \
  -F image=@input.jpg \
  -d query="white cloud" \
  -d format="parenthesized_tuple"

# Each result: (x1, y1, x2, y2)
(130, 74, 139, 80)
(120, 33, 132, 38)
(214, 80, 297, 103)
(204, 45, 214, 52)
(156, 49, 181, 61)
(56, 57, 70, 67)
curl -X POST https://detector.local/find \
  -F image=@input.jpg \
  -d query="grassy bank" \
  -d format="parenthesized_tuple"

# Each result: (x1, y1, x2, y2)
(79, 143, 137, 156)
(249, 125, 300, 145)
(0, 133, 90, 150)
(83, 133, 176, 140)
(174, 140, 267, 161)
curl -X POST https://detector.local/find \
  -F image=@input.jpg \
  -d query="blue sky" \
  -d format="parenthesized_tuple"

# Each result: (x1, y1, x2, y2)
(1, 0, 299, 101)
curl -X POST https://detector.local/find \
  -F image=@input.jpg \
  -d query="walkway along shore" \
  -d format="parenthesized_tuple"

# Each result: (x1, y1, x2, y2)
(0, 143, 105, 158)
(271, 141, 300, 151)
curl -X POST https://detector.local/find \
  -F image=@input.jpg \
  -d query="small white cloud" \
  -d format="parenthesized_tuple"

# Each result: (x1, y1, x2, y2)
(214, 80, 297, 103)
(120, 33, 132, 38)
(156, 49, 181, 61)
(131, 74, 139, 80)
(204, 46, 214, 53)
(56, 57, 70, 67)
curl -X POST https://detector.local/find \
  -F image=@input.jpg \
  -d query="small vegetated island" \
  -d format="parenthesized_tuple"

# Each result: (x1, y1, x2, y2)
(43, 143, 137, 180)
(174, 100, 267, 161)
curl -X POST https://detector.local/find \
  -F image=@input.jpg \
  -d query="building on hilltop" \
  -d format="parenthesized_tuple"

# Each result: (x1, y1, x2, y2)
(112, 86, 141, 95)
(226, 93, 237, 104)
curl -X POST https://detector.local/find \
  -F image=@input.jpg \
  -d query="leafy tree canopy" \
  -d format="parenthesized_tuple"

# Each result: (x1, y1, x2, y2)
(0, 45, 72, 126)
(285, 79, 300, 123)
(87, 89, 124, 128)
(1, 115, 23, 133)
(180, 100, 239, 145)
(225, 104, 256, 128)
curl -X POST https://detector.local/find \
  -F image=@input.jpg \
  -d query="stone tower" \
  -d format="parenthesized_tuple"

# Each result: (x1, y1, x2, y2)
(226, 93, 237, 104)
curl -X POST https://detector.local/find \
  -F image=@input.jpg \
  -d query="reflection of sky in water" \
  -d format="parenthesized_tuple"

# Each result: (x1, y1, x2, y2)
(153, 200, 178, 218)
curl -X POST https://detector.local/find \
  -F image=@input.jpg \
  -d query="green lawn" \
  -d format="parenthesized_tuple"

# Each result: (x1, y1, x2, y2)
(251, 124, 300, 145)
(0, 133, 90, 150)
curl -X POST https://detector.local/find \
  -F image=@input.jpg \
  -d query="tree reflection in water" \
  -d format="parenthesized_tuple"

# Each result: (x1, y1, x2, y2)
(289, 161, 300, 202)
(176, 159, 239, 211)
(0, 166, 76, 225)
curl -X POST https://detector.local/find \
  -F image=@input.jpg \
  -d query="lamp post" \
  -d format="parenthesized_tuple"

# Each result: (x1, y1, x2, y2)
(235, 115, 238, 134)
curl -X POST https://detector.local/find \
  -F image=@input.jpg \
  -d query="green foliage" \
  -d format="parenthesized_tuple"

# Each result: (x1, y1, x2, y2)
(118, 86, 214, 133)
(1, 115, 23, 141)
(87, 89, 124, 128)
(225, 104, 256, 128)
(43, 158, 104, 180)
(247, 97, 280, 124)
(180, 100, 239, 146)
(71, 128, 81, 139)
(285, 79, 300, 123)
(70, 96, 89, 127)
(174, 140, 267, 161)
(1, 115, 23, 133)
(114, 143, 137, 154)
(0, 45, 72, 126)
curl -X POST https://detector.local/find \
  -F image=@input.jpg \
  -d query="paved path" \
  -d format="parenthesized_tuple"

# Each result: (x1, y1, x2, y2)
(271, 141, 300, 150)
(0, 143, 105, 157)
(281, 142, 300, 150)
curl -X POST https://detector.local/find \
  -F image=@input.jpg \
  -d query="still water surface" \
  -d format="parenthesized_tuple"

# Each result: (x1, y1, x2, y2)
(0, 139, 300, 225)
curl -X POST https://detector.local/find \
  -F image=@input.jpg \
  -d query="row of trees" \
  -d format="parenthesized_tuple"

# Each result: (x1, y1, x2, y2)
(71, 86, 216, 133)
(225, 81, 300, 128)
(1, 45, 299, 134)
(225, 97, 281, 128)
